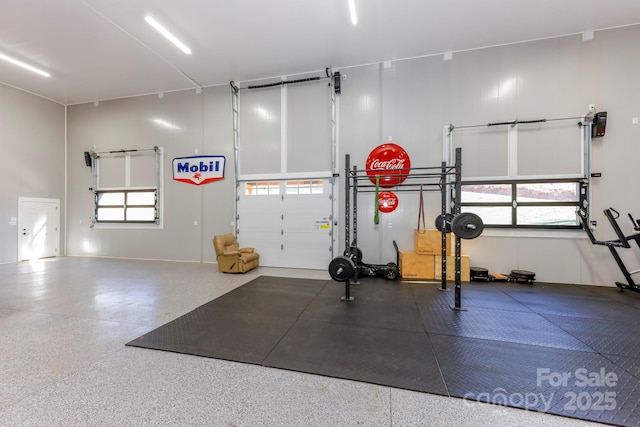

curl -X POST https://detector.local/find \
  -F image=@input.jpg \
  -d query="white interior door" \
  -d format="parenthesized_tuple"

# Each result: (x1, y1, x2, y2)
(18, 197, 60, 260)
(237, 180, 333, 269)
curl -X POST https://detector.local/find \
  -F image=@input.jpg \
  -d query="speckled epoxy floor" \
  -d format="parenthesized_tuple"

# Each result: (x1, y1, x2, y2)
(0, 257, 605, 426)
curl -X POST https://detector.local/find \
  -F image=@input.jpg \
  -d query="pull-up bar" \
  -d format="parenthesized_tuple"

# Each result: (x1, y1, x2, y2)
(447, 111, 594, 132)
(92, 146, 159, 156)
(246, 76, 325, 89)
(230, 68, 340, 93)
(230, 73, 329, 92)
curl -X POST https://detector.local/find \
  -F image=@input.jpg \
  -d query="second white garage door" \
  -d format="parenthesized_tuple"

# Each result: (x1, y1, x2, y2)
(237, 179, 333, 269)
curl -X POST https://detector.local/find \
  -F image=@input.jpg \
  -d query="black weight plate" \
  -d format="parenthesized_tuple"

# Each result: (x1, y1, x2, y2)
(344, 247, 363, 265)
(328, 256, 356, 282)
(511, 269, 536, 280)
(451, 212, 484, 239)
(470, 267, 489, 276)
(434, 213, 454, 233)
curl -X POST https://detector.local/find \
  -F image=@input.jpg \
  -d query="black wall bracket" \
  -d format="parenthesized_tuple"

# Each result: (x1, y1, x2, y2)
(333, 72, 341, 95)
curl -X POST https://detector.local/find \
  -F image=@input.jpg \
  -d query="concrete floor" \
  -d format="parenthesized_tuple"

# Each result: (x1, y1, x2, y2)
(0, 257, 606, 426)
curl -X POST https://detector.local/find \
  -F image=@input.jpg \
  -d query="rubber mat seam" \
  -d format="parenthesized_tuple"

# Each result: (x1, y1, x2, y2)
(258, 279, 333, 365)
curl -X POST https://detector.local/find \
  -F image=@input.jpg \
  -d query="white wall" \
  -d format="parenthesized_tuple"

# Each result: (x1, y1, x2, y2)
(0, 84, 65, 264)
(65, 86, 234, 262)
(5, 24, 638, 286)
(336, 25, 640, 286)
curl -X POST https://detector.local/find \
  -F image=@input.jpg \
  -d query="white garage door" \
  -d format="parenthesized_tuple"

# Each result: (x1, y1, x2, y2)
(237, 179, 333, 269)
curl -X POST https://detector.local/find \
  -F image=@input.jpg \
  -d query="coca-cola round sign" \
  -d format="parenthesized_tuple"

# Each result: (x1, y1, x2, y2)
(365, 143, 411, 188)
(378, 191, 399, 213)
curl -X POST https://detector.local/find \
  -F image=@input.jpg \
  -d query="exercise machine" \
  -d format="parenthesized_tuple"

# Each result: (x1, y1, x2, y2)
(578, 208, 640, 292)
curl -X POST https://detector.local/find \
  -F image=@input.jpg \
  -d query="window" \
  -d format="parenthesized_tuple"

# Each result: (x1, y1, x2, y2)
(461, 179, 586, 228)
(244, 180, 325, 196)
(95, 189, 157, 223)
(285, 180, 324, 195)
(90, 146, 163, 227)
(445, 118, 592, 230)
(244, 181, 280, 195)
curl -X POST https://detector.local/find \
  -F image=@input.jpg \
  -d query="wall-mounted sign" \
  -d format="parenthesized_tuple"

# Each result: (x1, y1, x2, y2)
(378, 191, 399, 213)
(172, 155, 225, 185)
(365, 143, 411, 188)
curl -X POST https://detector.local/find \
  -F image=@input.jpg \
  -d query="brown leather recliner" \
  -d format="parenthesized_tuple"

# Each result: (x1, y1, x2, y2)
(212, 233, 259, 273)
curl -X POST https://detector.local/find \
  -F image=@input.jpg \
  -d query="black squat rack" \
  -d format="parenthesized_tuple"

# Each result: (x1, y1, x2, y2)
(328, 147, 484, 310)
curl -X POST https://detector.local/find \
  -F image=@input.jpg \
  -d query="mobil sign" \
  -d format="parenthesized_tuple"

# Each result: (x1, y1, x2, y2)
(172, 155, 225, 185)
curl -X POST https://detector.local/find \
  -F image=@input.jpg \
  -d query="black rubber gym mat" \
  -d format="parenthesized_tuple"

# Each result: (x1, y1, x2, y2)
(126, 307, 298, 364)
(579, 285, 640, 309)
(446, 287, 533, 312)
(127, 276, 328, 363)
(222, 275, 328, 298)
(544, 314, 640, 358)
(409, 282, 454, 305)
(197, 283, 319, 319)
(300, 294, 424, 332)
(503, 282, 624, 299)
(493, 281, 596, 297)
(417, 302, 593, 351)
(605, 354, 640, 380)
(319, 277, 416, 303)
(263, 318, 448, 395)
(517, 294, 640, 322)
(431, 334, 640, 426)
(127, 275, 640, 425)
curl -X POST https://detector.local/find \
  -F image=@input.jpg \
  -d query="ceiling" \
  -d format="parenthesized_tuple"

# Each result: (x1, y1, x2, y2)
(1, 0, 640, 105)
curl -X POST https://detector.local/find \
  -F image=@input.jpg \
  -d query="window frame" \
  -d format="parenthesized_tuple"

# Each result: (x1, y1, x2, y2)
(460, 178, 587, 229)
(243, 180, 325, 196)
(444, 118, 593, 231)
(94, 188, 158, 224)
(285, 180, 324, 195)
(244, 181, 281, 196)
(90, 146, 164, 229)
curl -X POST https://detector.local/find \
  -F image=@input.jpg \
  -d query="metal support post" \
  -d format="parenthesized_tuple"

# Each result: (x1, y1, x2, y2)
(452, 147, 465, 310)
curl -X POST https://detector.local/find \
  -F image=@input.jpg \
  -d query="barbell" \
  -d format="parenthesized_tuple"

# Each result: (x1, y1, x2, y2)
(435, 212, 484, 239)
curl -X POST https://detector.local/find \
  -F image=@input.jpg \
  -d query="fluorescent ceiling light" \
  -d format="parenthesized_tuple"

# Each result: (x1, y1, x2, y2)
(0, 52, 50, 77)
(348, 0, 358, 25)
(144, 15, 192, 55)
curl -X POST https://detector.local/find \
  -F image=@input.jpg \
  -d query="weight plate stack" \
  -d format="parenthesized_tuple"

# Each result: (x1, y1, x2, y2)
(510, 269, 536, 284)
(470, 266, 490, 282)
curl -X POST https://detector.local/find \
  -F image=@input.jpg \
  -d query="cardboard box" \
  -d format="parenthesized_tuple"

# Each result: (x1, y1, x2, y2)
(414, 229, 455, 255)
(434, 254, 470, 281)
(399, 251, 435, 279)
